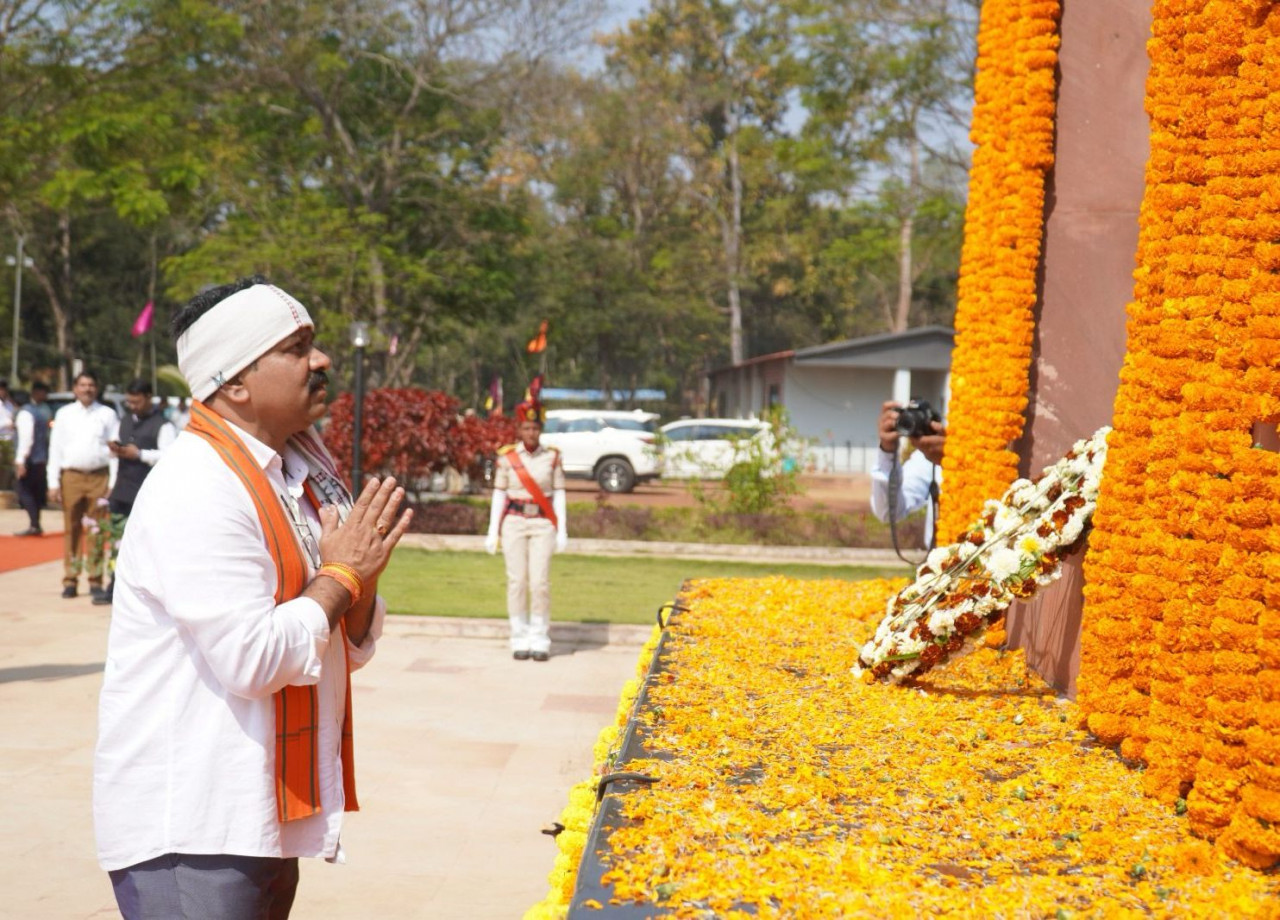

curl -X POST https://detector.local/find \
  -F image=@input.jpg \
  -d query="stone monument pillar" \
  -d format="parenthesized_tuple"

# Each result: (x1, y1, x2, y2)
(1003, 1, 1152, 696)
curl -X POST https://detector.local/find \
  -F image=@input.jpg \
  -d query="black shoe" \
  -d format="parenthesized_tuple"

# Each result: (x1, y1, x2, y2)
(513, 650, 531, 660)
(90, 585, 109, 601)
(61, 586, 77, 599)
(92, 592, 114, 607)
(13, 527, 42, 537)
(531, 650, 550, 662)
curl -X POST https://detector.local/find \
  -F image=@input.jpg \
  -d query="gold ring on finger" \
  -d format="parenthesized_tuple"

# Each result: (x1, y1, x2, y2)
(376, 521, 389, 536)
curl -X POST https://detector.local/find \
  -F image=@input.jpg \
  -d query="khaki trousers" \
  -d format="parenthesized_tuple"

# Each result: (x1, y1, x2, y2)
(500, 514, 555, 653)
(60, 468, 109, 588)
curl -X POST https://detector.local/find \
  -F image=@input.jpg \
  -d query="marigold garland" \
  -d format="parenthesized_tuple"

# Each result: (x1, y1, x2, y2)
(936, 0, 1062, 544)
(1076, 0, 1280, 869)
(563, 577, 1280, 915)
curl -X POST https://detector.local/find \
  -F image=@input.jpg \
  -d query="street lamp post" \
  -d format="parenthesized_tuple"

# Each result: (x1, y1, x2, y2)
(349, 321, 371, 494)
(6, 235, 31, 383)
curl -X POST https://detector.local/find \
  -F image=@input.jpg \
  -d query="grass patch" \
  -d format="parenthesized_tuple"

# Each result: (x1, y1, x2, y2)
(381, 548, 911, 625)
(406, 497, 928, 549)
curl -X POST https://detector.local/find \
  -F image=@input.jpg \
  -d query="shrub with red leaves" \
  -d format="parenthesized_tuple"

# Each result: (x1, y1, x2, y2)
(452, 411, 518, 482)
(325, 388, 458, 487)
(323, 388, 519, 488)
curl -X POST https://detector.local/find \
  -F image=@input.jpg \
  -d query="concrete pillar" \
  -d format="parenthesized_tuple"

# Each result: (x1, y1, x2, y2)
(892, 368, 911, 406)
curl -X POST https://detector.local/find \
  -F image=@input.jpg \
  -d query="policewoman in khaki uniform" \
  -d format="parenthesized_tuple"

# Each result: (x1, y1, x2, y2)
(485, 399, 567, 660)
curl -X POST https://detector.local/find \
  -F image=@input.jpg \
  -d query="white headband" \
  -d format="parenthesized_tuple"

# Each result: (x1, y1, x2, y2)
(177, 284, 314, 401)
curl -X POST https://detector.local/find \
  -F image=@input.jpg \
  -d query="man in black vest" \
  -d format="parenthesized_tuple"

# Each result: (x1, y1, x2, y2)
(14, 382, 53, 535)
(94, 379, 177, 606)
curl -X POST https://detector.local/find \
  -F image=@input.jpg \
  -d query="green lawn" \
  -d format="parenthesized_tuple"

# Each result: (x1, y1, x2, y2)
(380, 548, 910, 625)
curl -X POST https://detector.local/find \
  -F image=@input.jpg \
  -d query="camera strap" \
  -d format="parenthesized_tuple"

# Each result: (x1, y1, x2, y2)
(887, 450, 938, 567)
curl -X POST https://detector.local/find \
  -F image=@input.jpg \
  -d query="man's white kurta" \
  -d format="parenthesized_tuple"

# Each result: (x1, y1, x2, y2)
(93, 421, 383, 871)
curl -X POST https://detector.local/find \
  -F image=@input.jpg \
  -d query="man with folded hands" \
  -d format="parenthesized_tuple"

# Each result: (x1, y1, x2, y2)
(94, 276, 413, 919)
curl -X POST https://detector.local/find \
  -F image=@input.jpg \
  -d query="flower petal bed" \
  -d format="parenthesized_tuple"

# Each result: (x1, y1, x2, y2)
(576, 576, 1280, 917)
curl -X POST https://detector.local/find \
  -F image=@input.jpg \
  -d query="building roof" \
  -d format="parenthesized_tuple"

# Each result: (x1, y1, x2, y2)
(791, 325, 954, 371)
(708, 327, 955, 378)
(541, 387, 666, 403)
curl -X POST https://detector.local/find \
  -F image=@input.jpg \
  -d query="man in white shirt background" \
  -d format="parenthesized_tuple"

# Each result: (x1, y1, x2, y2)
(870, 399, 947, 552)
(0, 379, 16, 487)
(46, 371, 118, 600)
(94, 277, 413, 919)
(0, 378, 15, 440)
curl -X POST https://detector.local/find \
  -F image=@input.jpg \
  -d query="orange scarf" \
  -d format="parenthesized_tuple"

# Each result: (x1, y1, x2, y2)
(502, 446, 558, 528)
(187, 402, 358, 823)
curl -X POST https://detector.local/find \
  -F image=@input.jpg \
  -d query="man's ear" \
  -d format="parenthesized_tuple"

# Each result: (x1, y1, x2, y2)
(209, 381, 251, 409)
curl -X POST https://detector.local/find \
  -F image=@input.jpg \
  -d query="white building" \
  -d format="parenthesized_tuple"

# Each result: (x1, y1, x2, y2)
(707, 326, 954, 473)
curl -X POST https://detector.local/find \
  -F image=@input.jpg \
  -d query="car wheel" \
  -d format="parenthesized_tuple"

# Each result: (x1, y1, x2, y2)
(596, 457, 636, 493)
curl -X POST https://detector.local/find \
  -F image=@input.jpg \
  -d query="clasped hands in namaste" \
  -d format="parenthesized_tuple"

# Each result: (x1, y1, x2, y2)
(318, 476, 414, 588)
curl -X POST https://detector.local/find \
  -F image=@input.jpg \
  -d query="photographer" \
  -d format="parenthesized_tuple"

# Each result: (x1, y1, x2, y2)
(870, 400, 946, 547)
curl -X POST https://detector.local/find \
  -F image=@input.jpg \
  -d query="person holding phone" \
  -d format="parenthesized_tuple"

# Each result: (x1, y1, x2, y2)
(94, 378, 177, 605)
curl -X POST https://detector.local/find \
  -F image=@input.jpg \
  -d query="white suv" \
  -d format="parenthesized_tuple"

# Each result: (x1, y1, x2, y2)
(541, 409, 661, 493)
(659, 418, 775, 479)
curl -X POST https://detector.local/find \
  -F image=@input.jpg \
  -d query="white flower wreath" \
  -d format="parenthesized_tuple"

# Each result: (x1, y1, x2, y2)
(855, 427, 1111, 684)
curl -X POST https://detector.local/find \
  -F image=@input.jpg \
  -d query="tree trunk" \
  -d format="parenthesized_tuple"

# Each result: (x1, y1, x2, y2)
(598, 346, 612, 409)
(56, 210, 74, 388)
(369, 248, 387, 324)
(726, 102, 745, 365)
(384, 326, 422, 388)
(893, 132, 921, 333)
(25, 258, 67, 390)
(894, 209, 915, 332)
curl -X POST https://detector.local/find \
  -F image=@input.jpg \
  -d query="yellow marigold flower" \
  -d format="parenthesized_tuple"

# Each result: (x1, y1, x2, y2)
(1173, 839, 1219, 876)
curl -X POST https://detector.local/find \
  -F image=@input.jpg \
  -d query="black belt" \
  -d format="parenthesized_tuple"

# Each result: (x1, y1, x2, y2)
(506, 499, 546, 518)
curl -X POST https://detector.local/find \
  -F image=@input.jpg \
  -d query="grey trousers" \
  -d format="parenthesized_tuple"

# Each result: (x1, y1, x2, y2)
(108, 853, 299, 920)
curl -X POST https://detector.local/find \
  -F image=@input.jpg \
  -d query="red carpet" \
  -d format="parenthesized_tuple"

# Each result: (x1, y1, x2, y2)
(0, 533, 65, 573)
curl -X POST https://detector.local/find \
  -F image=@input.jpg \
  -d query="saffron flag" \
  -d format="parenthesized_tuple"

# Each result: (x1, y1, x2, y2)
(131, 301, 155, 338)
(525, 320, 548, 354)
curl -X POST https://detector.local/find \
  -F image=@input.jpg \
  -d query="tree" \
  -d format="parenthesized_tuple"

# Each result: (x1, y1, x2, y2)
(799, 0, 976, 331)
(607, 0, 803, 365)
(1, 0, 233, 386)
(503, 65, 720, 408)
(163, 0, 604, 393)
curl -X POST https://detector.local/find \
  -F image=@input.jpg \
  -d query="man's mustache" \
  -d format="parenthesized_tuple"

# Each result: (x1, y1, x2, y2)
(309, 371, 329, 393)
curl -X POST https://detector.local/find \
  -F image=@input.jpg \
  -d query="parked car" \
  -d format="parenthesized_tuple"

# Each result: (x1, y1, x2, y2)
(540, 409, 661, 493)
(659, 418, 775, 479)
(46, 389, 130, 419)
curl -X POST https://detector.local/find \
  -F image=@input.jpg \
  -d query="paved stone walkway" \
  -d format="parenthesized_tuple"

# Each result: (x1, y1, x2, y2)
(0, 507, 651, 919)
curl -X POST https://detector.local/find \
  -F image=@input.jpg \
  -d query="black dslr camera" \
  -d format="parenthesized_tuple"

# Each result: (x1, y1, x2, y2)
(894, 399, 940, 439)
